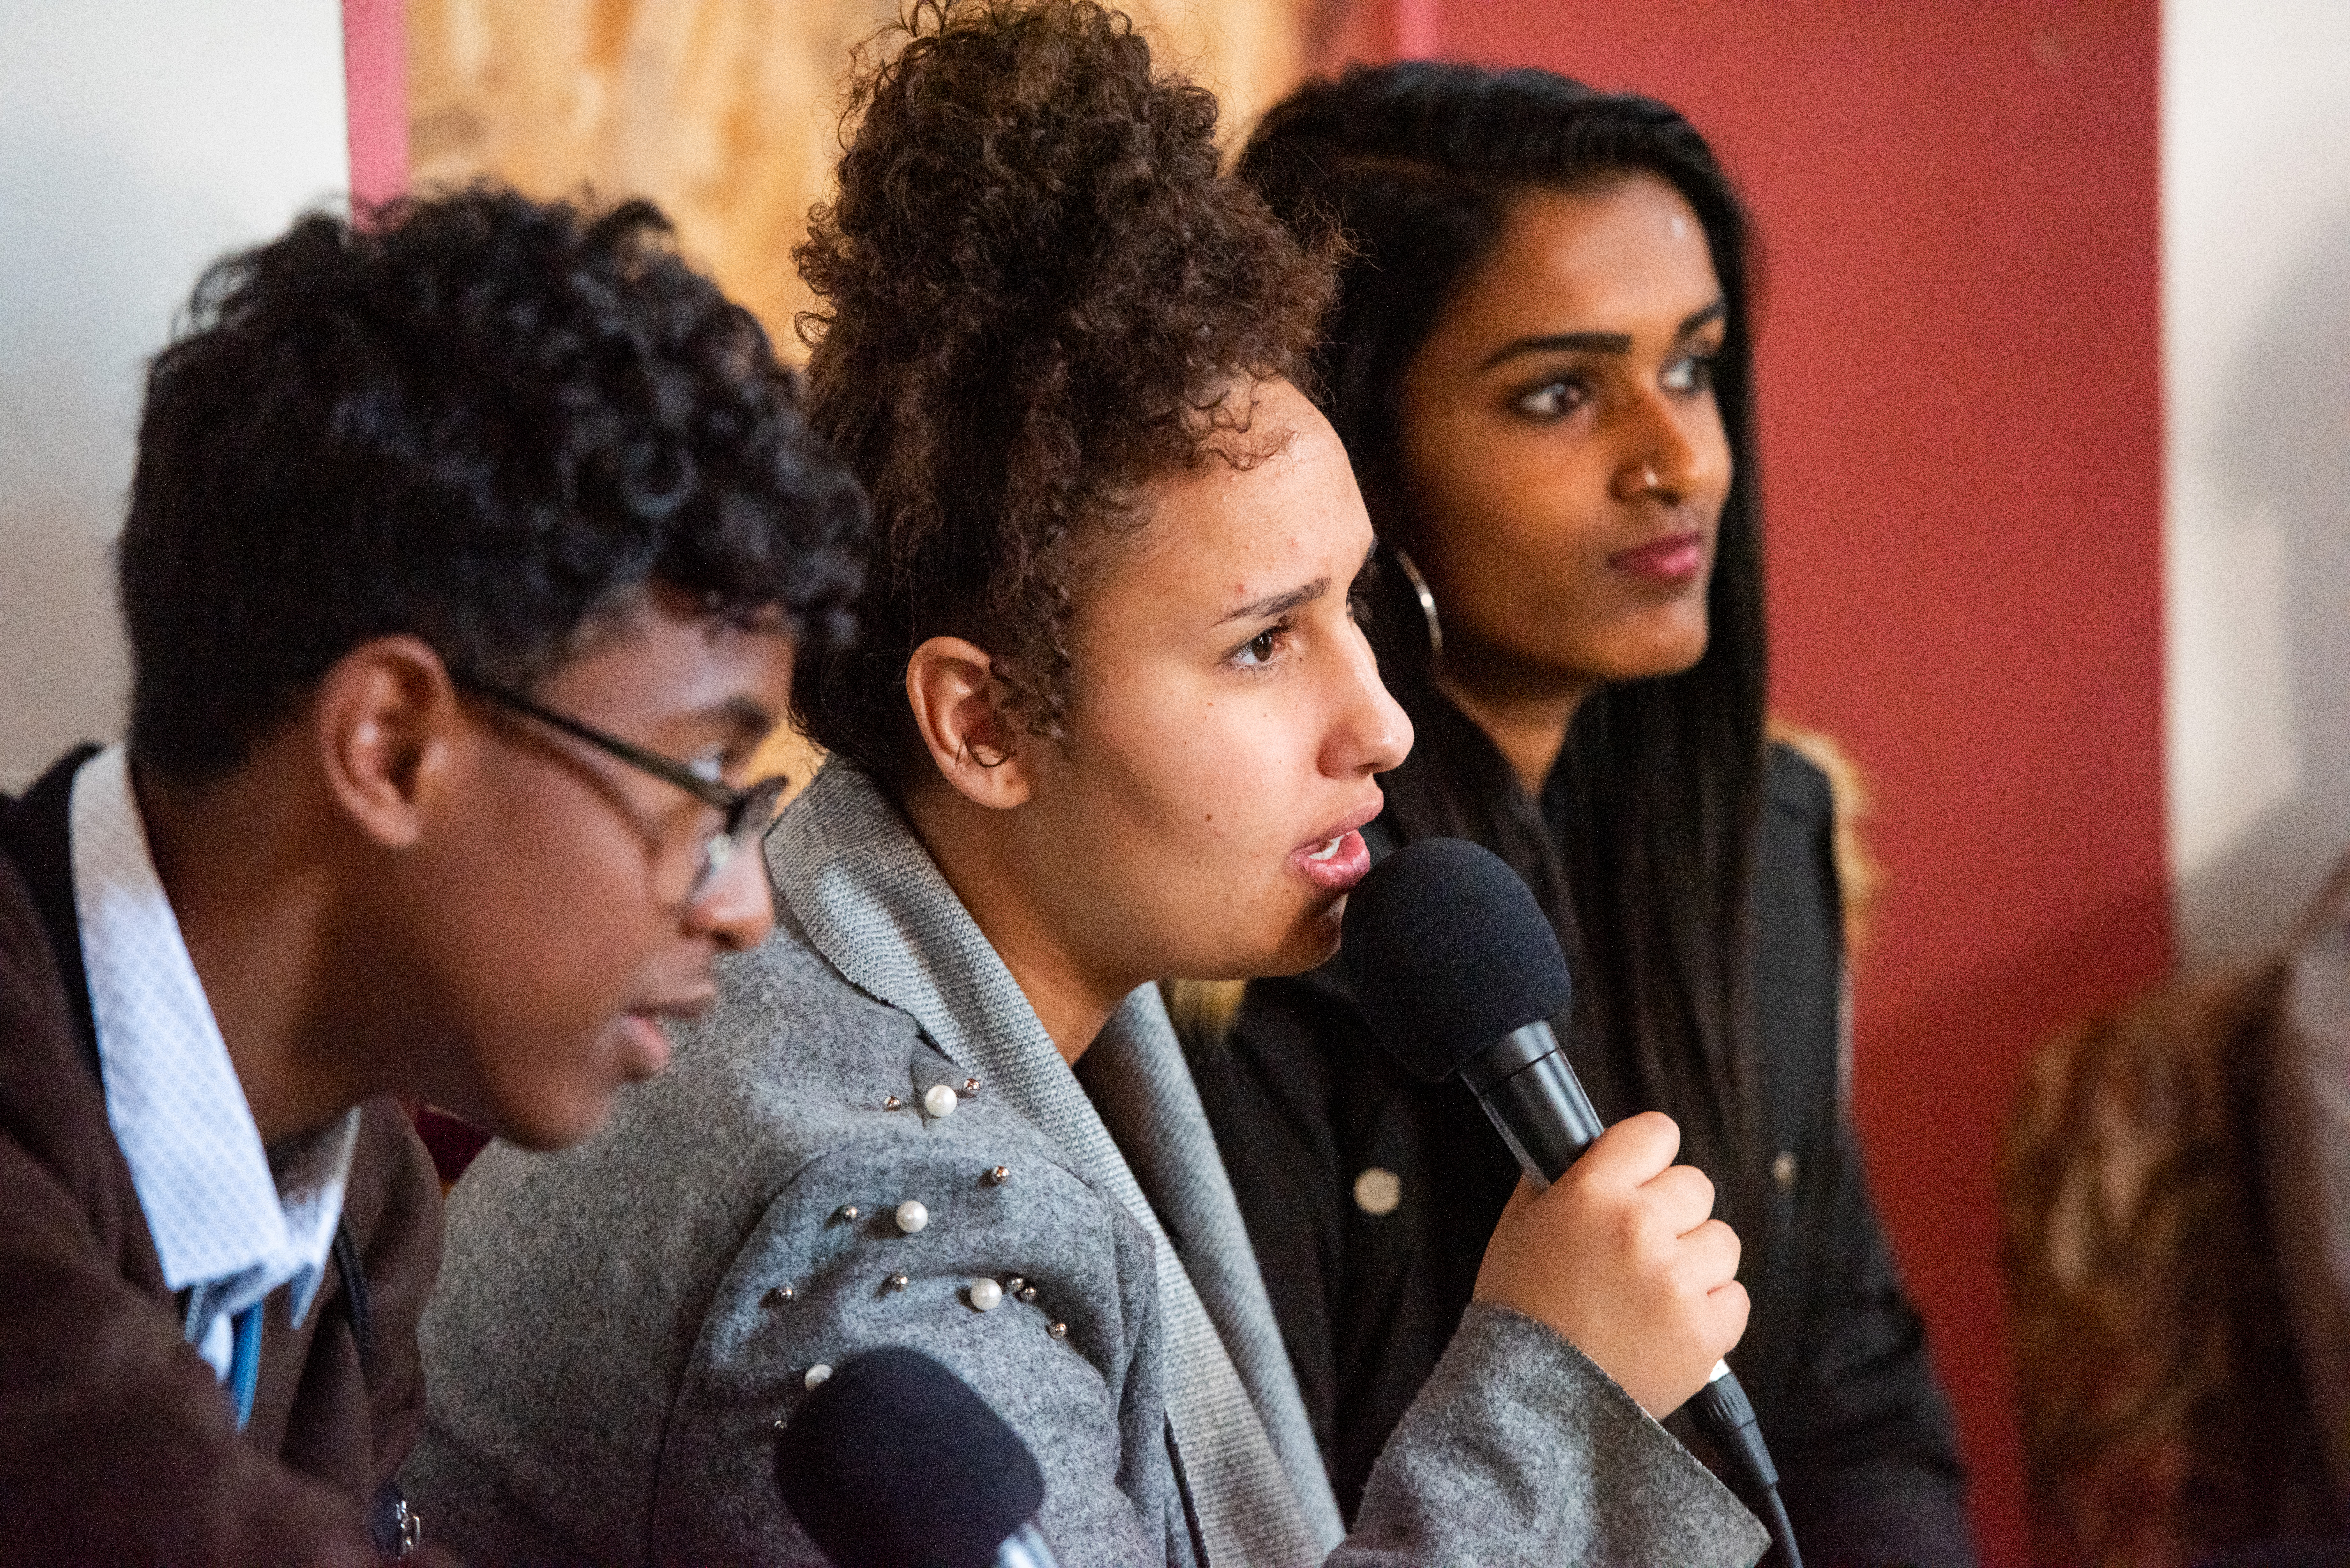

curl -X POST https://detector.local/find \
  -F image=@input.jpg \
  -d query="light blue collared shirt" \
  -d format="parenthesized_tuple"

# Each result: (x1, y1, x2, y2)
(69, 744, 357, 1379)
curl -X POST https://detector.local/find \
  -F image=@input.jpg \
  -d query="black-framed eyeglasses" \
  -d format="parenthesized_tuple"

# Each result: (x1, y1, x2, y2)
(455, 675, 789, 908)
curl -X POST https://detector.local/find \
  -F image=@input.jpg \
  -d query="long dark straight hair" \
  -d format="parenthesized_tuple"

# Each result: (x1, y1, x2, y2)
(1239, 62, 1768, 1189)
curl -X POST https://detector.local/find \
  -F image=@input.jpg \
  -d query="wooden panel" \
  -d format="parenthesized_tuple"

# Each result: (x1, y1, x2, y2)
(407, 0, 1314, 353)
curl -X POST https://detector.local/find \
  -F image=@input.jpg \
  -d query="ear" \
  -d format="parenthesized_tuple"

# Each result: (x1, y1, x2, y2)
(311, 635, 463, 850)
(904, 636, 1033, 811)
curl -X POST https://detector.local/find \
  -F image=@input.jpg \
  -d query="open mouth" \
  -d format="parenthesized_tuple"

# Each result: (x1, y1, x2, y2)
(1292, 828, 1372, 891)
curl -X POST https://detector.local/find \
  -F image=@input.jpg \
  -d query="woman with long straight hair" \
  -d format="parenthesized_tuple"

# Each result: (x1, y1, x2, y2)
(406, 12, 1770, 1564)
(1191, 62, 1976, 1564)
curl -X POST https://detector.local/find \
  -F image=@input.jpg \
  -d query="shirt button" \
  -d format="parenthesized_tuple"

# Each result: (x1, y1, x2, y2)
(1772, 1151, 1799, 1189)
(1353, 1166, 1402, 1217)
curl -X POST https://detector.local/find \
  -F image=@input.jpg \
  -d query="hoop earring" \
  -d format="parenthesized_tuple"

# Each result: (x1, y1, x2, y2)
(1390, 544, 1443, 664)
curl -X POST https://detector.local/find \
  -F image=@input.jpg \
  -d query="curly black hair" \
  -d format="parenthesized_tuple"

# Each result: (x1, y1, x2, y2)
(120, 187, 869, 783)
(791, 0, 1334, 782)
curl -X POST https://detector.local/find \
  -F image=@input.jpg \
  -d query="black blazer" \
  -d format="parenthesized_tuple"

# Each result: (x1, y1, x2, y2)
(1194, 729, 1976, 1568)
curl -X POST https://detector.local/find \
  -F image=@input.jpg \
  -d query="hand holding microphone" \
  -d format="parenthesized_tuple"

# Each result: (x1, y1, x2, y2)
(1341, 837, 1800, 1566)
(1474, 1110, 1748, 1418)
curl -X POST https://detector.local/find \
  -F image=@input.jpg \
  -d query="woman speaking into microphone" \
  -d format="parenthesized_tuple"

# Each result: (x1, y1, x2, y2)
(405, 5, 1768, 1564)
(1188, 62, 1975, 1566)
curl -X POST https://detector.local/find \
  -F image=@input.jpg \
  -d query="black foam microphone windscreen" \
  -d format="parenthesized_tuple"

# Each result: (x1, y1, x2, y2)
(1339, 835, 1572, 1082)
(775, 1347, 1046, 1568)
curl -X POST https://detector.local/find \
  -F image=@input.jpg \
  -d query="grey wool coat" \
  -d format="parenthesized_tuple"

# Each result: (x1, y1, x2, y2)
(404, 762, 1767, 1567)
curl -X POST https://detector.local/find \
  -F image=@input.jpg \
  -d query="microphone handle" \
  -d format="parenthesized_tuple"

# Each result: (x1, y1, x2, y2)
(997, 1520, 1061, 1568)
(1459, 1022, 1604, 1184)
(1462, 1021, 1803, 1567)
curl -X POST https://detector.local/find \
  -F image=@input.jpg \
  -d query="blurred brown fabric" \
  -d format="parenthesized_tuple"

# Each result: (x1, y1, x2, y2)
(2003, 853, 2350, 1566)
(2266, 859, 2350, 1509)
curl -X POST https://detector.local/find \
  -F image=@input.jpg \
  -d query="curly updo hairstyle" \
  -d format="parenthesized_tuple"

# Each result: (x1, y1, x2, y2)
(1239, 64, 1768, 1217)
(792, 0, 1334, 783)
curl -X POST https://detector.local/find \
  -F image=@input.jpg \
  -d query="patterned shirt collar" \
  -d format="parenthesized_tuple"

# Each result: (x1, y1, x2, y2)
(69, 745, 356, 1362)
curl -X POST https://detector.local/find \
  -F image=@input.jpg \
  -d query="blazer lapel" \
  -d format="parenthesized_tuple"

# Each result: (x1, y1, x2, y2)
(1077, 994, 1346, 1552)
(0, 745, 104, 1072)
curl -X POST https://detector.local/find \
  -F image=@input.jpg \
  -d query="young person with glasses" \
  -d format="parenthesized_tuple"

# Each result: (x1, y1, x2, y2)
(408, 6, 1769, 1564)
(0, 188, 866, 1564)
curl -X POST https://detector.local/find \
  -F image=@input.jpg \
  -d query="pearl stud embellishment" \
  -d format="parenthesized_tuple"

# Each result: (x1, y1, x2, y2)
(922, 1083, 959, 1118)
(804, 1364, 833, 1390)
(969, 1279, 1004, 1312)
(895, 1200, 929, 1234)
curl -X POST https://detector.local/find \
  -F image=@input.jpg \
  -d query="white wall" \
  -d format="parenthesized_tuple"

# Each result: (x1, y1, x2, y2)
(0, 2, 350, 790)
(2165, 0, 2350, 970)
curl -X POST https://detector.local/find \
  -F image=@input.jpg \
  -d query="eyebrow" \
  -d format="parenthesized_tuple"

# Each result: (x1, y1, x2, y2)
(1214, 542, 1384, 628)
(1476, 300, 1728, 373)
(700, 694, 777, 740)
(1218, 575, 1329, 626)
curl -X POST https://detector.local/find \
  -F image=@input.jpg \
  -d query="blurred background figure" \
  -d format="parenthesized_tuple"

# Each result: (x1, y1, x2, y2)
(2004, 849, 2350, 1565)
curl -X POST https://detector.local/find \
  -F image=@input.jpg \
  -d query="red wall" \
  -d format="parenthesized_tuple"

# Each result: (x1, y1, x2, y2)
(1325, 4, 2168, 1561)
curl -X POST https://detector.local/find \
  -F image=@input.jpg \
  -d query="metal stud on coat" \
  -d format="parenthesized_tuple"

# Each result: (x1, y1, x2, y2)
(983, 1165, 1010, 1186)
(886, 1272, 910, 1292)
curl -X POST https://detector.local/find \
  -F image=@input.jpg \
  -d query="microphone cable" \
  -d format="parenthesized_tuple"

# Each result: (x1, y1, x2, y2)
(1689, 1365, 1802, 1566)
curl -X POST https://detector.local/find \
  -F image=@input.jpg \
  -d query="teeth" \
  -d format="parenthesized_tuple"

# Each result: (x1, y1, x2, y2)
(1306, 835, 1345, 862)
